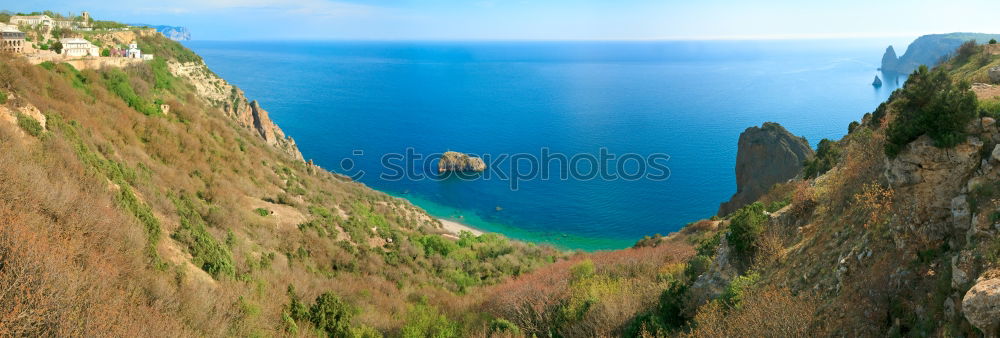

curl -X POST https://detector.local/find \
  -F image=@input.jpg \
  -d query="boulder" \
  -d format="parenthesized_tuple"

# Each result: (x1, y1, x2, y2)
(718, 122, 814, 216)
(872, 75, 883, 88)
(963, 273, 1000, 335)
(438, 151, 486, 173)
(990, 66, 1000, 84)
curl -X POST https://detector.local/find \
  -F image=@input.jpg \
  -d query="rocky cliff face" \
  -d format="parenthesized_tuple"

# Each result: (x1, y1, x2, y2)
(167, 60, 303, 160)
(438, 151, 486, 173)
(718, 122, 813, 216)
(881, 33, 1000, 74)
(881, 46, 899, 73)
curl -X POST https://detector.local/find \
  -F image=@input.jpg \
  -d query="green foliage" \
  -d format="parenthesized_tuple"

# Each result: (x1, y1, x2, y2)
(102, 69, 162, 116)
(401, 304, 460, 338)
(101, 48, 110, 57)
(137, 34, 202, 63)
(570, 259, 596, 282)
(309, 292, 356, 337)
(39, 61, 56, 71)
(954, 40, 980, 64)
(991, 39, 998, 45)
(765, 199, 790, 213)
(885, 66, 978, 158)
(721, 272, 760, 308)
(254, 207, 270, 217)
(149, 57, 174, 90)
(91, 20, 127, 30)
(51, 41, 63, 54)
(417, 235, 460, 257)
(684, 255, 712, 281)
(171, 195, 235, 279)
(979, 98, 1000, 119)
(848, 121, 860, 133)
(803, 138, 841, 179)
(487, 319, 521, 336)
(15, 112, 42, 137)
(0, 91, 6, 104)
(625, 280, 690, 336)
(726, 202, 768, 262)
(968, 180, 1000, 213)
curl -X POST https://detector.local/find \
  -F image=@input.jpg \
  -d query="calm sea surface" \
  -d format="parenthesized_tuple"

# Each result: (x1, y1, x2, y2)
(185, 39, 913, 250)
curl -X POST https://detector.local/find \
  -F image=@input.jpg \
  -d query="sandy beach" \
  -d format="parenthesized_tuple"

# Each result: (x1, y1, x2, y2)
(438, 218, 484, 237)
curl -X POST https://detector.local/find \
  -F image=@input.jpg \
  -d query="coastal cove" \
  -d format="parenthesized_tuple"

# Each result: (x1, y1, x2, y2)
(186, 39, 914, 250)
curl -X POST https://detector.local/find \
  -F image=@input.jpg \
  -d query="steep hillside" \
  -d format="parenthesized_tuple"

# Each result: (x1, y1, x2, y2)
(0, 31, 589, 336)
(881, 33, 1000, 74)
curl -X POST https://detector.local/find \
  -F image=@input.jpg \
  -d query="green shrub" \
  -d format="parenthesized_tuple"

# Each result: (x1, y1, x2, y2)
(309, 292, 356, 337)
(0, 91, 6, 104)
(254, 207, 270, 216)
(803, 138, 840, 179)
(401, 304, 460, 338)
(171, 195, 235, 278)
(625, 280, 691, 336)
(991, 39, 998, 45)
(15, 112, 42, 137)
(885, 66, 978, 157)
(488, 319, 521, 336)
(722, 272, 760, 308)
(103, 69, 162, 116)
(726, 202, 768, 262)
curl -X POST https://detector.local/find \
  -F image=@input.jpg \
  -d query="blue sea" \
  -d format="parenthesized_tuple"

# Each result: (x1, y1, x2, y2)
(185, 39, 913, 250)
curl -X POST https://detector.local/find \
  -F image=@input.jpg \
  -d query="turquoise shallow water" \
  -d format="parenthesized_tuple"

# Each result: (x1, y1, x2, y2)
(186, 39, 912, 251)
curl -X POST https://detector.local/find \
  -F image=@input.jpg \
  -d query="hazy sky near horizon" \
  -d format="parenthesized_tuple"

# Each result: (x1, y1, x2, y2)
(4, 0, 1000, 41)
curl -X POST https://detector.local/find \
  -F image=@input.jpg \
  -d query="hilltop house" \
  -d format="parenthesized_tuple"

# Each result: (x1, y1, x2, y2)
(126, 42, 141, 58)
(126, 42, 154, 60)
(0, 25, 25, 54)
(59, 37, 99, 57)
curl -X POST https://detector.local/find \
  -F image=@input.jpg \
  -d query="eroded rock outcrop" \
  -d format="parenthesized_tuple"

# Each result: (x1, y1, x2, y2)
(963, 272, 1000, 335)
(438, 151, 486, 173)
(167, 60, 303, 161)
(718, 122, 813, 216)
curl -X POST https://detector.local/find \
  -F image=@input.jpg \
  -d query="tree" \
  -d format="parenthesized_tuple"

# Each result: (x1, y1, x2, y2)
(51, 41, 63, 54)
(726, 202, 768, 262)
(991, 39, 998, 45)
(885, 65, 978, 157)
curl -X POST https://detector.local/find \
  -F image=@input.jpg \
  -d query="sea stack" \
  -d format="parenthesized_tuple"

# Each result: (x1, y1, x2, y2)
(438, 151, 487, 173)
(872, 75, 883, 88)
(880, 45, 899, 73)
(718, 122, 814, 216)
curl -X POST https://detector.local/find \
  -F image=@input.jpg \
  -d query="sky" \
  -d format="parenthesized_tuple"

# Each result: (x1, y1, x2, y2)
(3, 0, 1000, 41)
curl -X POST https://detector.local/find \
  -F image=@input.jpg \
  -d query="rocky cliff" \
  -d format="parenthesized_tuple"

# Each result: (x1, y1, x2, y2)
(881, 33, 1000, 74)
(131, 24, 191, 41)
(438, 151, 487, 173)
(167, 60, 303, 160)
(718, 122, 813, 216)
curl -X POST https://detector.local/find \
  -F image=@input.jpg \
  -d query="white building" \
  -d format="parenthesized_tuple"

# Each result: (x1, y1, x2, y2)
(0, 25, 26, 54)
(10, 15, 54, 27)
(59, 38, 99, 57)
(126, 42, 142, 59)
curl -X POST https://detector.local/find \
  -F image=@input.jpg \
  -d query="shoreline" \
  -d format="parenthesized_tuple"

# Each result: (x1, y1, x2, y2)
(438, 218, 484, 237)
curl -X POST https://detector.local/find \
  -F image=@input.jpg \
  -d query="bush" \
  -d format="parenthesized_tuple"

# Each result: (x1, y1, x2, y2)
(171, 195, 235, 279)
(721, 273, 760, 308)
(103, 69, 162, 116)
(885, 66, 978, 158)
(625, 280, 690, 336)
(726, 203, 768, 263)
(16, 112, 42, 137)
(992, 39, 998, 45)
(955, 40, 980, 64)
(401, 304, 460, 338)
(803, 139, 840, 179)
(0, 91, 6, 104)
(488, 319, 521, 336)
(309, 292, 355, 337)
(254, 207, 270, 216)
